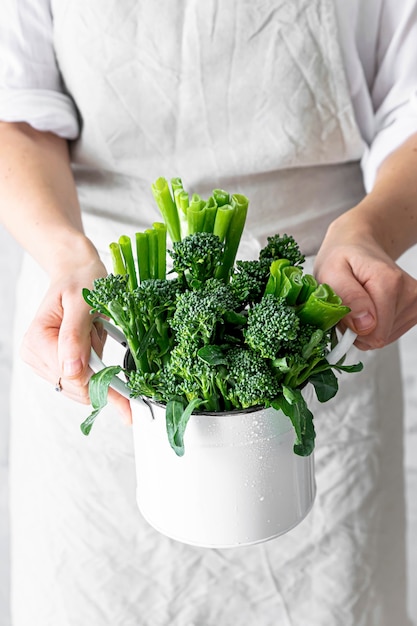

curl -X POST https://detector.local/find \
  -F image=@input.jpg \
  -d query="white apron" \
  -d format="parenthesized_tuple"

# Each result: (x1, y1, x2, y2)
(9, 1, 411, 625)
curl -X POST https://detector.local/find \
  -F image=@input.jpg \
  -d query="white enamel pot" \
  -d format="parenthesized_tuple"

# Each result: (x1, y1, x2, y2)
(90, 320, 356, 548)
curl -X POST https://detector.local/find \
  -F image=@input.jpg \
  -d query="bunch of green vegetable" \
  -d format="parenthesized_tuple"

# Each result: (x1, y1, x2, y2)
(82, 177, 362, 456)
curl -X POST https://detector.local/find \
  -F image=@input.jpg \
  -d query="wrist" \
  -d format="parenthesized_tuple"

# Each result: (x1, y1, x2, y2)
(48, 231, 103, 279)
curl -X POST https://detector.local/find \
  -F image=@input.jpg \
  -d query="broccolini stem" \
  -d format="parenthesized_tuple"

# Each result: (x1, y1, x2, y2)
(174, 188, 189, 239)
(109, 242, 126, 276)
(153, 222, 167, 279)
(202, 196, 218, 233)
(171, 177, 183, 196)
(146, 228, 158, 279)
(212, 188, 230, 206)
(151, 177, 181, 243)
(213, 204, 234, 242)
(136, 232, 150, 282)
(187, 196, 206, 234)
(216, 193, 249, 281)
(119, 235, 138, 290)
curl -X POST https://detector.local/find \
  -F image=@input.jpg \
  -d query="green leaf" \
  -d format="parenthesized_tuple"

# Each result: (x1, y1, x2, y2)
(309, 369, 338, 402)
(223, 310, 247, 326)
(197, 345, 227, 366)
(82, 287, 94, 307)
(80, 408, 101, 436)
(80, 365, 123, 436)
(271, 357, 291, 372)
(165, 396, 204, 456)
(272, 387, 316, 456)
(334, 362, 364, 373)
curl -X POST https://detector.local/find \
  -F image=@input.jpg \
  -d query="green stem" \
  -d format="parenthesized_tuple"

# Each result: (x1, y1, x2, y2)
(213, 204, 234, 242)
(187, 196, 206, 234)
(174, 189, 189, 239)
(212, 188, 230, 207)
(109, 242, 126, 276)
(202, 196, 218, 233)
(146, 228, 158, 279)
(151, 177, 181, 243)
(119, 235, 138, 290)
(153, 222, 167, 279)
(216, 193, 249, 281)
(136, 232, 150, 282)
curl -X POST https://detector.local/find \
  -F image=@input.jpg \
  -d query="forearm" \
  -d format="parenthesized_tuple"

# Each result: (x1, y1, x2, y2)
(0, 121, 99, 275)
(328, 132, 417, 259)
(315, 132, 417, 348)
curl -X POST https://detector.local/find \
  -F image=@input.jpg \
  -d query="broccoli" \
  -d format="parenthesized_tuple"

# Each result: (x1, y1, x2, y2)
(169, 232, 224, 287)
(83, 274, 147, 370)
(259, 233, 305, 266)
(230, 258, 272, 305)
(130, 278, 183, 371)
(271, 324, 332, 388)
(244, 294, 300, 359)
(224, 347, 282, 409)
(169, 345, 224, 412)
(83, 275, 182, 374)
(83, 178, 361, 460)
(169, 279, 240, 347)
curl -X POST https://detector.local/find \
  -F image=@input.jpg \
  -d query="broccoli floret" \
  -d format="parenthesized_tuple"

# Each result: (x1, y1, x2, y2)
(83, 273, 130, 319)
(132, 278, 182, 331)
(169, 232, 224, 287)
(259, 233, 305, 266)
(159, 343, 224, 411)
(271, 324, 332, 389)
(245, 294, 300, 359)
(225, 347, 281, 409)
(282, 323, 329, 360)
(230, 259, 272, 305)
(169, 279, 240, 347)
(83, 274, 145, 366)
(130, 277, 183, 370)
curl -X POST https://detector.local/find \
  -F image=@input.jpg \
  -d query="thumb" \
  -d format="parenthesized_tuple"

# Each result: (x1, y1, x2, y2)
(58, 303, 93, 380)
(334, 277, 377, 336)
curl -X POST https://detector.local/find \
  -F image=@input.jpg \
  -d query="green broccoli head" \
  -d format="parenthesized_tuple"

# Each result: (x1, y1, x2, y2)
(225, 347, 281, 409)
(259, 233, 305, 266)
(131, 278, 182, 322)
(82, 273, 139, 339)
(169, 232, 224, 286)
(169, 279, 240, 347)
(282, 323, 329, 361)
(230, 258, 272, 305)
(83, 273, 130, 316)
(245, 294, 300, 359)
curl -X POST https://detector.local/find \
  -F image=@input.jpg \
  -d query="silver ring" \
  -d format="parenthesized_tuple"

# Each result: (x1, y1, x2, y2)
(54, 377, 63, 393)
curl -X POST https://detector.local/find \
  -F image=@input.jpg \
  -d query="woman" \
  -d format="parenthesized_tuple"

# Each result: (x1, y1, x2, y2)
(1, 1, 417, 624)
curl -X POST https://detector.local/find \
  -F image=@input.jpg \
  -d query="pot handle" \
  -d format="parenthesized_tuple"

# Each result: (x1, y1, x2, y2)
(89, 320, 357, 397)
(326, 327, 357, 364)
(89, 318, 134, 401)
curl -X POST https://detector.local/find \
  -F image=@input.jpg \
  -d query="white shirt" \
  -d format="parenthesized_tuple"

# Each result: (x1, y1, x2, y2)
(0, 0, 417, 191)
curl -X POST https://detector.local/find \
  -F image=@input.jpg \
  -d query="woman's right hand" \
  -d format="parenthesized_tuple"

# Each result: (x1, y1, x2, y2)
(20, 254, 132, 423)
(0, 123, 132, 424)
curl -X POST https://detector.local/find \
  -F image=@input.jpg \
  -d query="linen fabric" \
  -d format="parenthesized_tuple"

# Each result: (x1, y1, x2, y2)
(2, 1, 415, 625)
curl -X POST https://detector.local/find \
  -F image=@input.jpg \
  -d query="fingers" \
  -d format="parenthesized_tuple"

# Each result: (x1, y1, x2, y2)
(108, 388, 133, 425)
(315, 241, 417, 351)
(57, 296, 94, 385)
(331, 272, 377, 337)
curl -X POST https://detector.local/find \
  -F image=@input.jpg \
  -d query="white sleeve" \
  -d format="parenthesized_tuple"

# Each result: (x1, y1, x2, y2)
(361, 0, 417, 191)
(0, 0, 79, 139)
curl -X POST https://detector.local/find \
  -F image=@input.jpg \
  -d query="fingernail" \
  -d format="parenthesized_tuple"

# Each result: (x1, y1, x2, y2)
(63, 358, 83, 376)
(353, 312, 375, 332)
